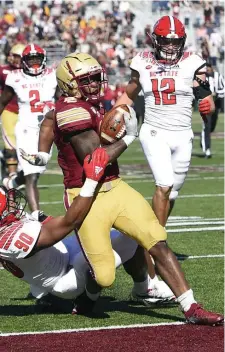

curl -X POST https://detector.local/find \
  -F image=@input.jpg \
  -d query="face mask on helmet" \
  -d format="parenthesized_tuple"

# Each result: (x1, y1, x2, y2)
(0, 187, 27, 227)
(66, 61, 108, 103)
(22, 53, 46, 76)
(153, 35, 186, 64)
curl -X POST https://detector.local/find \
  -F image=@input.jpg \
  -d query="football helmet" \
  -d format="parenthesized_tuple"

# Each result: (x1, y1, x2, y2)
(8, 43, 26, 69)
(151, 16, 186, 64)
(22, 44, 47, 76)
(0, 186, 26, 227)
(56, 53, 108, 103)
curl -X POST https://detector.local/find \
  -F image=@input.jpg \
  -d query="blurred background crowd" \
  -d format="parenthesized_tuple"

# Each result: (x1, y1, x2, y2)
(0, 0, 224, 105)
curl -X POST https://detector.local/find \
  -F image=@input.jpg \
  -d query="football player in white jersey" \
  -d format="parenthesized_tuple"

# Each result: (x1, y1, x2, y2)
(115, 16, 215, 285)
(0, 148, 112, 309)
(0, 44, 58, 212)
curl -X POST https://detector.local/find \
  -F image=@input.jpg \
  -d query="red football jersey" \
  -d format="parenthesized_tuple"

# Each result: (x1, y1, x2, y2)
(0, 64, 19, 113)
(54, 96, 119, 189)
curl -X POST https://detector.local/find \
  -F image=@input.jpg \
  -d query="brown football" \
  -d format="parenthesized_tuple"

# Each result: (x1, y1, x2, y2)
(100, 104, 129, 145)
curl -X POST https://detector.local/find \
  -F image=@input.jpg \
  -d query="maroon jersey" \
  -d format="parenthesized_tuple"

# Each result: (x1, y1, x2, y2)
(54, 96, 119, 189)
(0, 64, 18, 113)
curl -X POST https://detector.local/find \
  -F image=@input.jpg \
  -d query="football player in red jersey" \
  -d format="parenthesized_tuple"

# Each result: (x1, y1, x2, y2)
(115, 15, 216, 306)
(0, 43, 25, 183)
(21, 52, 223, 325)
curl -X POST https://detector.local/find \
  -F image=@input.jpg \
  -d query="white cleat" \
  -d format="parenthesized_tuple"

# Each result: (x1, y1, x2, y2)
(132, 280, 177, 306)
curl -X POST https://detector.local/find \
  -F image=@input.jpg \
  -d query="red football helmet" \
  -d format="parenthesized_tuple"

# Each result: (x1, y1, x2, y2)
(22, 44, 47, 76)
(151, 16, 186, 64)
(0, 187, 26, 227)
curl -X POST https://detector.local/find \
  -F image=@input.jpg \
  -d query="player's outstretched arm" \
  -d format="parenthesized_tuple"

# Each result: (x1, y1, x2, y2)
(35, 148, 109, 250)
(20, 110, 55, 166)
(0, 85, 15, 115)
(114, 69, 141, 107)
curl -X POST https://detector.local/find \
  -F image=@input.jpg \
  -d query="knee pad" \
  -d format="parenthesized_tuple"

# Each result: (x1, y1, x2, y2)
(3, 149, 18, 166)
(169, 190, 178, 200)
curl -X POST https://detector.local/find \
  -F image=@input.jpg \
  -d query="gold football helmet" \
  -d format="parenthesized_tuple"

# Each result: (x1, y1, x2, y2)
(8, 43, 26, 69)
(56, 53, 107, 102)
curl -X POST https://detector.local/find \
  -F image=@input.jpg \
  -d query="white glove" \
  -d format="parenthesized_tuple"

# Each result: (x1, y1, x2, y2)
(20, 149, 50, 166)
(122, 105, 138, 147)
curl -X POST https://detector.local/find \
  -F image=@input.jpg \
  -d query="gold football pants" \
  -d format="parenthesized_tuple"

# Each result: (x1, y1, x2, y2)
(65, 178, 167, 288)
(1, 110, 18, 150)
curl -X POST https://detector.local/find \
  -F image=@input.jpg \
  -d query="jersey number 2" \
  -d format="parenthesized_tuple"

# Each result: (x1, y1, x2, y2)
(29, 90, 43, 113)
(151, 78, 176, 105)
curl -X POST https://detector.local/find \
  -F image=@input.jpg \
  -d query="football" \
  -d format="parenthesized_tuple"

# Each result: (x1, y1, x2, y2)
(100, 104, 129, 145)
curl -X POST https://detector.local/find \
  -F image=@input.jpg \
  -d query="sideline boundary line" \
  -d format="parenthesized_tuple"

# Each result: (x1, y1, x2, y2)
(0, 321, 185, 336)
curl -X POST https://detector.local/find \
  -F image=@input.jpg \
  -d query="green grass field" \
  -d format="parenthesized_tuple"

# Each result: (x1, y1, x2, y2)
(0, 112, 224, 333)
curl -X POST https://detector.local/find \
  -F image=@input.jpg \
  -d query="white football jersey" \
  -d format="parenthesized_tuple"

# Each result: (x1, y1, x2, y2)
(6, 68, 57, 128)
(0, 219, 68, 289)
(130, 51, 206, 131)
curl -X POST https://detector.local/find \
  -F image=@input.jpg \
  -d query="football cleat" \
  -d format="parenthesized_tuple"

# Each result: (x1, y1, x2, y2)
(72, 291, 96, 315)
(184, 303, 224, 326)
(205, 149, 212, 159)
(131, 280, 176, 306)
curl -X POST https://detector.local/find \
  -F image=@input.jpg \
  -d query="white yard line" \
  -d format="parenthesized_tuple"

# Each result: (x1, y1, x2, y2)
(167, 221, 224, 227)
(167, 226, 224, 233)
(39, 176, 224, 187)
(0, 322, 192, 337)
(145, 194, 224, 200)
(39, 193, 224, 205)
(179, 254, 224, 259)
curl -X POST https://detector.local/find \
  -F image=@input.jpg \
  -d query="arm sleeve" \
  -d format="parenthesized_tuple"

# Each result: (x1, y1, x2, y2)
(193, 54, 207, 76)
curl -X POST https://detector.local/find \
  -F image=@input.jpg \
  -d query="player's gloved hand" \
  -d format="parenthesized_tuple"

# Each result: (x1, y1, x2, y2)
(84, 147, 109, 181)
(80, 148, 109, 197)
(198, 99, 211, 115)
(20, 149, 50, 166)
(43, 101, 55, 116)
(122, 105, 138, 147)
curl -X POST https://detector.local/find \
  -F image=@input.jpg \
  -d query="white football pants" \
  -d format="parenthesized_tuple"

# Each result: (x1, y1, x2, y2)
(139, 123, 194, 200)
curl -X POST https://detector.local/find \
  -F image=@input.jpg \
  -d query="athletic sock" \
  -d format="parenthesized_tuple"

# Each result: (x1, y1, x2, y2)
(177, 289, 197, 312)
(85, 288, 100, 302)
(133, 276, 149, 294)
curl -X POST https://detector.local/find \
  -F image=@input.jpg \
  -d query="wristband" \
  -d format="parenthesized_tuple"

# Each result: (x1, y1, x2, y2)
(38, 152, 51, 165)
(122, 135, 136, 147)
(80, 178, 98, 197)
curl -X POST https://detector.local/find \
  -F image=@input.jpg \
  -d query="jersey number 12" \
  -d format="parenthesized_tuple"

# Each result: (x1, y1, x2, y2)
(151, 78, 177, 105)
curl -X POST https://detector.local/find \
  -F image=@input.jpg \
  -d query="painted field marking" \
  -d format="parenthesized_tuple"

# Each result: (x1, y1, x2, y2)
(39, 193, 224, 206)
(145, 194, 224, 200)
(39, 176, 224, 187)
(0, 321, 187, 336)
(167, 226, 224, 233)
(178, 254, 224, 259)
(167, 221, 224, 227)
